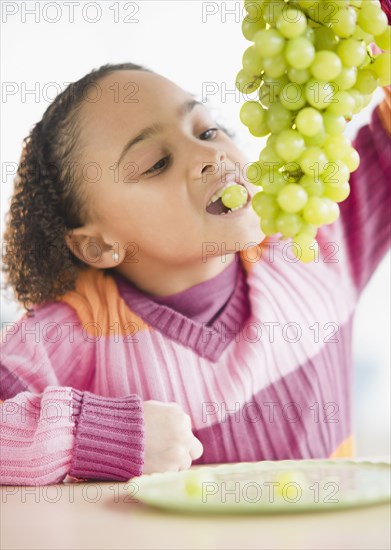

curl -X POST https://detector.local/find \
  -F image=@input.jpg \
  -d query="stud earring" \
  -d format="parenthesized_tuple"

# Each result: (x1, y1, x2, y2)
(112, 251, 119, 262)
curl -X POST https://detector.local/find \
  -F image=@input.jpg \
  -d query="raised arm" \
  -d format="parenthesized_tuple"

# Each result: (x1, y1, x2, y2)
(338, 90, 391, 293)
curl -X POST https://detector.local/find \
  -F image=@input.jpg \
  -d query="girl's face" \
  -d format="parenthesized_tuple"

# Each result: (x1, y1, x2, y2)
(69, 70, 264, 284)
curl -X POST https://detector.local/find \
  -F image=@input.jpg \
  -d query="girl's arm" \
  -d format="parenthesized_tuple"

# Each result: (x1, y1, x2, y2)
(0, 303, 144, 485)
(337, 90, 391, 293)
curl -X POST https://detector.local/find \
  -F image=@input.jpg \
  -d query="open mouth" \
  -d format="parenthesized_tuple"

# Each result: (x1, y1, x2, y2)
(206, 182, 251, 215)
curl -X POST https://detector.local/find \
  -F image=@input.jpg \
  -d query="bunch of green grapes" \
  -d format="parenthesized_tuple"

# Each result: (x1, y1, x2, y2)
(235, 0, 391, 262)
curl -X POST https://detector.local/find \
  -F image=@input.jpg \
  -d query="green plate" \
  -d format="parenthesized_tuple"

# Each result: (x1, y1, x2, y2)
(132, 459, 391, 514)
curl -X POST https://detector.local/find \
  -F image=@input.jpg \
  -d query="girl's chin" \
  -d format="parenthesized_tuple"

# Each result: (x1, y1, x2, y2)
(215, 223, 265, 249)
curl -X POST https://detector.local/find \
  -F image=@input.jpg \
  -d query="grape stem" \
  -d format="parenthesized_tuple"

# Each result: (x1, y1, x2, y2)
(366, 46, 376, 64)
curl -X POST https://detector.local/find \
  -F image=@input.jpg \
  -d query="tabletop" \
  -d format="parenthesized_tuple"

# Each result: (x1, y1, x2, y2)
(1, 461, 390, 550)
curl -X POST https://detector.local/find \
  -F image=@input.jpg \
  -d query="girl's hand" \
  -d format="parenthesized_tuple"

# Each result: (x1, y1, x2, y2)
(142, 400, 204, 474)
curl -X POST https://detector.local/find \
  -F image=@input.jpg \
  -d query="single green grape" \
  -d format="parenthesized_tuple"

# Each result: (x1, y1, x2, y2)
(242, 46, 264, 75)
(184, 472, 204, 497)
(279, 83, 307, 111)
(330, 6, 357, 38)
(333, 66, 357, 91)
(372, 53, 391, 86)
(305, 79, 336, 109)
(322, 112, 346, 135)
(266, 102, 293, 133)
(322, 198, 340, 224)
(275, 129, 306, 162)
(275, 212, 303, 237)
(274, 471, 301, 498)
(254, 28, 285, 57)
(276, 8, 307, 39)
(261, 217, 278, 236)
(324, 135, 351, 161)
(327, 91, 355, 116)
(314, 26, 340, 51)
(303, 196, 331, 225)
(248, 120, 270, 137)
(252, 192, 280, 218)
(263, 54, 287, 78)
(300, 222, 318, 238)
(323, 181, 351, 202)
(184, 471, 216, 498)
(337, 38, 367, 67)
(285, 37, 315, 69)
(342, 147, 360, 172)
(236, 70, 262, 94)
(240, 101, 266, 128)
(322, 160, 350, 186)
(221, 184, 248, 209)
(292, 233, 319, 263)
(310, 51, 342, 81)
(295, 107, 324, 136)
(277, 184, 308, 213)
(358, 4, 388, 36)
(299, 146, 328, 176)
(242, 18, 266, 41)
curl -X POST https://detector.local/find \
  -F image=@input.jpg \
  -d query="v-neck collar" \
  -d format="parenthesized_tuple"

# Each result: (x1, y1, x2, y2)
(110, 253, 252, 362)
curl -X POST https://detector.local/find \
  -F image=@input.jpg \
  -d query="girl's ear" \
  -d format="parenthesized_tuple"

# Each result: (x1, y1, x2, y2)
(64, 226, 119, 268)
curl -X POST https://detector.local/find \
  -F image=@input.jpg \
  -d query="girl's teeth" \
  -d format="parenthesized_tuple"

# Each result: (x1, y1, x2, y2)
(219, 202, 246, 215)
(209, 192, 220, 204)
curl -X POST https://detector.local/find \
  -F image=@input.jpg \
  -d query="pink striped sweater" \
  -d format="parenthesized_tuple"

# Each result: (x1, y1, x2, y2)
(1, 107, 390, 486)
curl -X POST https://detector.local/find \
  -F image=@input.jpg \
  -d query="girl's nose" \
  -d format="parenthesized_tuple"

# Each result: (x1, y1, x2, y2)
(188, 143, 227, 182)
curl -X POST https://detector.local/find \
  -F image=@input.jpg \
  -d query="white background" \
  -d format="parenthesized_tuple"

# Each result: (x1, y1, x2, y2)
(1, 0, 389, 457)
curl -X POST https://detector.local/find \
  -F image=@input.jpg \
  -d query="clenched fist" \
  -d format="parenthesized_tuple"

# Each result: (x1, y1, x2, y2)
(142, 400, 203, 474)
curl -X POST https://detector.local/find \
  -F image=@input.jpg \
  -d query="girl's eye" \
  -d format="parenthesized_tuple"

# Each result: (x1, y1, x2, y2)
(200, 127, 219, 140)
(144, 156, 171, 175)
(143, 128, 219, 176)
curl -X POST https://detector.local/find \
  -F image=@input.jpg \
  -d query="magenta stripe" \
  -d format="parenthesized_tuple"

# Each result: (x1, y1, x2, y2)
(112, 259, 251, 362)
(0, 362, 29, 400)
(193, 320, 353, 464)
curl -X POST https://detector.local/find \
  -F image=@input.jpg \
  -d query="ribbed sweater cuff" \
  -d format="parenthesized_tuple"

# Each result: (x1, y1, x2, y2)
(69, 389, 144, 481)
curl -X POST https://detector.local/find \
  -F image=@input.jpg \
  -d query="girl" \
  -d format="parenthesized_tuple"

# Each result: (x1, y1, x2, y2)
(0, 62, 390, 485)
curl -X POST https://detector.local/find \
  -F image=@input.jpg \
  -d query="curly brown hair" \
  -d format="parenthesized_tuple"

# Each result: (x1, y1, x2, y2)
(1, 62, 151, 316)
